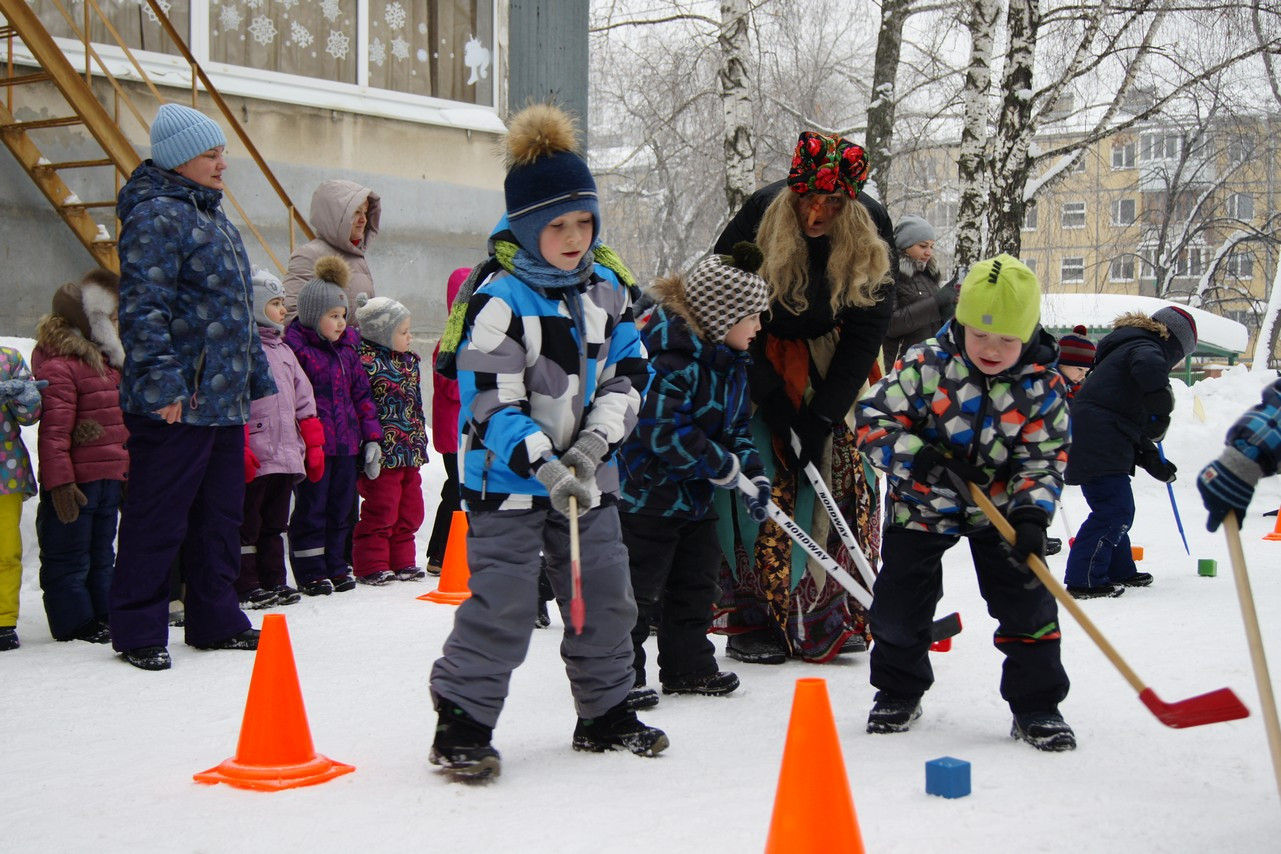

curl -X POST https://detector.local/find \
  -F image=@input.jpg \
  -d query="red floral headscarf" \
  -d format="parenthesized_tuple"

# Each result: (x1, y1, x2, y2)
(786, 131, 869, 198)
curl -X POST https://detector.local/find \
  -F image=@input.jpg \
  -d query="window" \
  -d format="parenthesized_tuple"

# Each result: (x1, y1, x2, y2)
(1023, 258, 1037, 276)
(1110, 257, 1135, 281)
(1022, 205, 1038, 231)
(1111, 198, 1137, 226)
(1061, 202, 1086, 229)
(930, 202, 958, 229)
(1070, 156, 1087, 174)
(1112, 141, 1136, 169)
(1227, 193, 1255, 221)
(1141, 132, 1182, 161)
(1173, 248, 1203, 278)
(1227, 138, 1251, 164)
(1061, 257, 1085, 282)
(1226, 253, 1254, 279)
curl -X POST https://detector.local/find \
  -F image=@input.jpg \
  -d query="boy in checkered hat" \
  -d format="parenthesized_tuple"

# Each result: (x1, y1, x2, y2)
(616, 242, 772, 709)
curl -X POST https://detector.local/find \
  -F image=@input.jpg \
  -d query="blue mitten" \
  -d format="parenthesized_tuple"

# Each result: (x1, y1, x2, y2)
(1198, 445, 1260, 532)
(0, 378, 47, 408)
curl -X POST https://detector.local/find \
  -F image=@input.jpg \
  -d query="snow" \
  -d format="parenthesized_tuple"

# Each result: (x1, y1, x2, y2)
(1042, 292, 1250, 354)
(4, 336, 1281, 852)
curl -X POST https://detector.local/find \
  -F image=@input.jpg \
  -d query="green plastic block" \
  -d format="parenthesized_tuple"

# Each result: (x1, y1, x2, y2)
(1197, 559, 1217, 577)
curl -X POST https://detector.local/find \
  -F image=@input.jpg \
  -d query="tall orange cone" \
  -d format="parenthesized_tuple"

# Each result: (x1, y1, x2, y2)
(194, 614, 355, 791)
(420, 510, 471, 604)
(765, 678, 865, 854)
(1264, 505, 1281, 541)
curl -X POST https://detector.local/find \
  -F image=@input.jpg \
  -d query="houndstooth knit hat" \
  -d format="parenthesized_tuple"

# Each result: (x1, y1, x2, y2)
(296, 256, 350, 331)
(684, 242, 770, 344)
(356, 296, 411, 350)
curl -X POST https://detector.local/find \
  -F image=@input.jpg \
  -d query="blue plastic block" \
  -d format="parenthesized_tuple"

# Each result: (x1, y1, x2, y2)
(925, 756, 971, 799)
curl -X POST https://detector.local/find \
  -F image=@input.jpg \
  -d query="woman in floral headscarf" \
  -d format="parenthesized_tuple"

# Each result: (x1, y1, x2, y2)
(711, 131, 893, 665)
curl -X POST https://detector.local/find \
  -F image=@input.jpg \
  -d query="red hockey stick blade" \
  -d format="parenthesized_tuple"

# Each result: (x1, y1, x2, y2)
(1139, 686, 1250, 729)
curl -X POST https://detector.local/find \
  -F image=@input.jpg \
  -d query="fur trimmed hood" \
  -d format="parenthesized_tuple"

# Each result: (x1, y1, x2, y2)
(1113, 311, 1171, 338)
(46, 271, 124, 370)
(648, 273, 706, 340)
(34, 313, 117, 376)
(898, 253, 939, 279)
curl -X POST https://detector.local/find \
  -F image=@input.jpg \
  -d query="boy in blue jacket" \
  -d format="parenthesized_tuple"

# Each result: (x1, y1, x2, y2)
(428, 104, 659, 781)
(617, 244, 772, 709)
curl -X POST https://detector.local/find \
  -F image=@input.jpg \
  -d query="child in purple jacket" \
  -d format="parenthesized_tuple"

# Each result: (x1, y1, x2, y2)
(284, 257, 382, 596)
(238, 268, 326, 608)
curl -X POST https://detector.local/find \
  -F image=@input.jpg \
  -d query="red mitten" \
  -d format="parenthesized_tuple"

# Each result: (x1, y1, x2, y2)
(243, 424, 261, 483)
(298, 416, 326, 483)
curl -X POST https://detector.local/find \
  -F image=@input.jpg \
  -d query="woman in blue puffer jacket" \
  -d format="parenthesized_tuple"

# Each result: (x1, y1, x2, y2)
(109, 103, 276, 671)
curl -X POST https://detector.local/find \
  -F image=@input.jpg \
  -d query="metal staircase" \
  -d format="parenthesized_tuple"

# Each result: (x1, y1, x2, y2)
(0, 0, 311, 274)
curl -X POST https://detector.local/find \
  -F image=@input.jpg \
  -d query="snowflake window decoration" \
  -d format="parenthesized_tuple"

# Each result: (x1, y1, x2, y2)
(279, 0, 300, 9)
(289, 20, 313, 49)
(320, 0, 343, 24)
(370, 37, 386, 68)
(384, 2, 407, 31)
(325, 29, 351, 61)
(248, 16, 278, 46)
(136, 0, 172, 25)
(245, 0, 265, 11)
(391, 36, 410, 61)
(217, 4, 243, 33)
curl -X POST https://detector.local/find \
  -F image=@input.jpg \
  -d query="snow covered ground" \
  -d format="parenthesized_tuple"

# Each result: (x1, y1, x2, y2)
(5, 335, 1281, 853)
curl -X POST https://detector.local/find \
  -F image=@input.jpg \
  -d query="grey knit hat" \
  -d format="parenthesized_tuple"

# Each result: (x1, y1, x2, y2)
(893, 215, 936, 250)
(251, 266, 286, 331)
(356, 296, 411, 350)
(1152, 305, 1198, 360)
(296, 256, 350, 331)
(685, 242, 770, 344)
(150, 103, 226, 171)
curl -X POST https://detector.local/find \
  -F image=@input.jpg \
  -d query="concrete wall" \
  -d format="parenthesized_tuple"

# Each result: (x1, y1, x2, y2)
(0, 77, 507, 339)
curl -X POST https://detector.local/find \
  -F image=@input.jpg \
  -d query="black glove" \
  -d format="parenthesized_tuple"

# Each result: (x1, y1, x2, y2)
(1008, 510, 1049, 566)
(1136, 444, 1177, 483)
(912, 446, 991, 495)
(933, 285, 958, 309)
(793, 403, 833, 468)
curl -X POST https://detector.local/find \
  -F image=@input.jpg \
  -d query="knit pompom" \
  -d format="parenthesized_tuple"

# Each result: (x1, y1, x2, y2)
(313, 255, 350, 289)
(729, 241, 764, 275)
(506, 103, 579, 167)
(1072, 324, 1087, 335)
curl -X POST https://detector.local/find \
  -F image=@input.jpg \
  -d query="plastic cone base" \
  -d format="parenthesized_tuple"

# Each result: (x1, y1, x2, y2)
(193, 614, 355, 791)
(420, 510, 471, 604)
(1264, 511, 1281, 541)
(765, 678, 865, 853)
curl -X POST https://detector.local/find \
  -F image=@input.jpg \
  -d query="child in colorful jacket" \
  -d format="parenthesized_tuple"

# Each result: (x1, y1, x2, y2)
(352, 296, 430, 584)
(0, 347, 43, 651)
(429, 103, 660, 781)
(284, 256, 383, 596)
(238, 268, 324, 609)
(617, 243, 772, 708)
(856, 254, 1075, 751)
(32, 270, 128, 644)
(1198, 378, 1281, 531)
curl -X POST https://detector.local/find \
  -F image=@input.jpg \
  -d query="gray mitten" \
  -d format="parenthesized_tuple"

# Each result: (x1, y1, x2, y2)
(362, 442, 383, 479)
(560, 431, 609, 484)
(0, 378, 46, 408)
(535, 458, 591, 518)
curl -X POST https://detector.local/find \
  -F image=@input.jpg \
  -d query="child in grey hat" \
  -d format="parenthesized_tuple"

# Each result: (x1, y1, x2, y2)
(284, 257, 383, 595)
(352, 296, 430, 585)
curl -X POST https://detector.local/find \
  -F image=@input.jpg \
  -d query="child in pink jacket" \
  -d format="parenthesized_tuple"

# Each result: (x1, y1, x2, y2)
(238, 268, 326, 608)
(425, 267, 468, 575)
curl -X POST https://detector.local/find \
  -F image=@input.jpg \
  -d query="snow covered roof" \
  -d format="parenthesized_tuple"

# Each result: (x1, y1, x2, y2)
(1041, 293, 1248, 354)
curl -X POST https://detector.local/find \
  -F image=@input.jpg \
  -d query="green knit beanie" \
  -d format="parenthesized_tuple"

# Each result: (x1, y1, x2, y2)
(954, 254, 1041, 342)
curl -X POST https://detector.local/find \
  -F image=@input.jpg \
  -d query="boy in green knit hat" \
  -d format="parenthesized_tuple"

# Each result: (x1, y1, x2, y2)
(855, 254, 1076, 751)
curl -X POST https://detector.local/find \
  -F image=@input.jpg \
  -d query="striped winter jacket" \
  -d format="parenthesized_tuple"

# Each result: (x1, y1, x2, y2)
(359, 340, 429, 469)
(618, 306, 764, 519)
(1216, 378, 1281, 478)
(856, 321, 1069, 534)
(456, 264, 652, 512)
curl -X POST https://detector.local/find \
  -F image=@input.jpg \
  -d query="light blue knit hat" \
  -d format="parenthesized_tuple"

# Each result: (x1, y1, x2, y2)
(150, 103, 226, 170)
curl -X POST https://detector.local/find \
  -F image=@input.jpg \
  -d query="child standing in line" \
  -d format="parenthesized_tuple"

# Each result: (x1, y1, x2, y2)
(1056, 325, 1096, 401)
(857, 254, 1076, 751)
(429, 103, 661, 781)
(0, 347, 44, 651)
(238, 268, 325, 608)
(1062, 307, 1195, 598)
(284, 257, 383, 596)
(32, 270, 127, 644)
(353, 296, 429, 584)
(425, 267, 469, 577)
(617, 243, 772, 708)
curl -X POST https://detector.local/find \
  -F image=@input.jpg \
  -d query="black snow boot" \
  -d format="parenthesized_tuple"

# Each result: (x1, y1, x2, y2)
(661, 670, 740, 696)
(1012, 710, 1077, 752)
(1116, 572, 1153, 588)
(1045, 537, 1063, 556)
(0, 626, 18, 651)
(191, 628, 261, 651)
(121, 645, 171, 671)
(573, 702, 669, 756)
(430, 699, 501, 781)
(725, 630, 787, 665)
(866, 691, 923, 734)
(1066, 584, 1124, 600)
(625, 684, 660, 711)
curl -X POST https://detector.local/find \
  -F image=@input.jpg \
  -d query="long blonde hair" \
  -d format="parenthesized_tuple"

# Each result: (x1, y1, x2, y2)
(756, 190, 890, 315)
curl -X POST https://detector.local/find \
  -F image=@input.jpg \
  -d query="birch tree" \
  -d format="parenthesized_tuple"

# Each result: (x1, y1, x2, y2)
(719, 0, 755, 214)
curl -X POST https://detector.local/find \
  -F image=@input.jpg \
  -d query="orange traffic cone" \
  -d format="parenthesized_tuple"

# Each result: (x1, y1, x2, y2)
(194, 614, 354, 791)
(420, 510, 471, 604)
(1265, 506, 1281, 541)
(765, 678, 865, 854)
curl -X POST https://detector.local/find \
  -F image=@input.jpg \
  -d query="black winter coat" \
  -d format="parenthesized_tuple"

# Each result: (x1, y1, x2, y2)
(713, 180, 894, 423)
(1064, 313, 1183, 484)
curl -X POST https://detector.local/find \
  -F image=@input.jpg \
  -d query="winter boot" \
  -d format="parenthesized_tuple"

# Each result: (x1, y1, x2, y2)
(572, 701, 669, 756)
(426, 561, 443, 577)
(0, 626, 18, 651)
(121, 645, 171, 671)
(1116, 572, 1153, 588)
(725, 630, 787, 665)
(394, 566, 427, 582)
(866, 691, 923, 734)
(301, 578, 334, 597)
(71, 619, 111, 644)
(356, 570, 396, 586)
(238, 587, 279, 610)
(534, 597, 551, 629)
(840, 632, 868, 654)
(625, 683, 660, 711)
(1046, 537, 1063, 556)
(429, 699, 501, 781)
(1012, 710, 1077, 752)
(1066, 584, 1124, 599)
(662, 670, 740, 696)
(332, 572, 357, 592)
(272, 584, 303, 606)
(191, 628, 261, 651)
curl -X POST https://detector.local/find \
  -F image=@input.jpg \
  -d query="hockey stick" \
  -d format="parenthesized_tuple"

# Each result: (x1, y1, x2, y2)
(738, 474, 961, 644)
(788, 430, 878, 590)
(1223, 514, 1281, 799)
(566, 470, 585, 637)
(1157, 442, 1191, 556)
(968, 481, 1249, 728)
